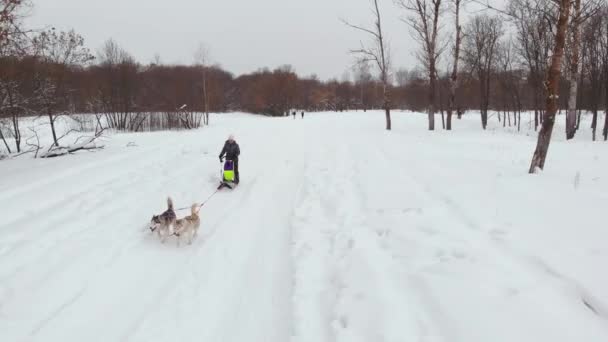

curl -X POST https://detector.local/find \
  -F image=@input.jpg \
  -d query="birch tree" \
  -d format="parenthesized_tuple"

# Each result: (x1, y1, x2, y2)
(194, 43, 211, 126)
(396, 0, 444, 130)
(529, 0, 572, 172)
(447, 0, 464, 130)
(343, 0, 393, 130)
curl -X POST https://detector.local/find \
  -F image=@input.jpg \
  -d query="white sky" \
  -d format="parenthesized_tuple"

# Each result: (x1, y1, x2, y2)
(27, 0, 503, 80)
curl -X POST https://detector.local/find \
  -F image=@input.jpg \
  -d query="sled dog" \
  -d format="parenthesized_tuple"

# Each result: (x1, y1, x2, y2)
(173, 203, 201, 246)
(149, 197, 177, 243)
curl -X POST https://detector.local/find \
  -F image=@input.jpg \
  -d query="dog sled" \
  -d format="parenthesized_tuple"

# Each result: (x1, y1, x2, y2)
(218, 159, 238, 190)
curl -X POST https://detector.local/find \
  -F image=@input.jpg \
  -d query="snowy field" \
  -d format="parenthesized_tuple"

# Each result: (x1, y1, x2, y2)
(0, 111, 607, 342)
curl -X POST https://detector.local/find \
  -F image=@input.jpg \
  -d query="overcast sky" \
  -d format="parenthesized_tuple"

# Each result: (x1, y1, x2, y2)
(27, 0, 498, 80)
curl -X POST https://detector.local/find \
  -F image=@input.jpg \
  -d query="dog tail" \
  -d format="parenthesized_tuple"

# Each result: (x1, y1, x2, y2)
(167, 197, 174, 210)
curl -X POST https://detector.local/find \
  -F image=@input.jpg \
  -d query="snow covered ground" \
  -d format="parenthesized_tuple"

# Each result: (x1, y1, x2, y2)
(0, 111, 607, 342)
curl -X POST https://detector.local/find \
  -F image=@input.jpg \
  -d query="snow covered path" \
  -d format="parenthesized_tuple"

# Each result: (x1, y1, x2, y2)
(1, 112, 607, 342)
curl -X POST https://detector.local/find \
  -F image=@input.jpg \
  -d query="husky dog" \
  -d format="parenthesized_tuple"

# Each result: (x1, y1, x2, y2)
(149, 197, 177, 243)
(173, 203, 201, 246)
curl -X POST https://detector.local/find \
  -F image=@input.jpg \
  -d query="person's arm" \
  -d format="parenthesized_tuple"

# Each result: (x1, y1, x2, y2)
(219, 142, 227, 160)
(236, 144, 240, 157)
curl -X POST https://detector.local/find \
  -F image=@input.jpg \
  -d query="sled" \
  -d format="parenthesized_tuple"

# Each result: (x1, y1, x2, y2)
(218, 160, 238, 190)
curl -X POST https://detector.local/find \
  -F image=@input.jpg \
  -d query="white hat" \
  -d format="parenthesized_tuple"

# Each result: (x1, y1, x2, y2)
(228, 134, 235, 141)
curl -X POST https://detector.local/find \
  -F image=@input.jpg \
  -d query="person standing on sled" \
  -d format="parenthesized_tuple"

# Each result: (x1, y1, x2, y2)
(219, 134, 240, 184)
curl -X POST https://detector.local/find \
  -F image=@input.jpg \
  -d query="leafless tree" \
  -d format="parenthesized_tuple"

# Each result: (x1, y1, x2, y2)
(394, 68, 410, 87)
(95, 39, 141, 131)
(0, 0, 31, 52)
(509, 0, 554, 131)
(446, 0, 464, 130)
(397, 0, 444, 130)
(581, 12, 603, 141)
(0, 0, 31, 154)
(565, 0, 602, 139)
(343, 0, 393, 130)
(0, 79, 23, 152)
(353, 61, 374, 111)
(529, 0, 572, 173)
(565, 0, 583, 139)
(33, 28, 93, 146)
(194, 43, 211, 126)
(601, 6, 608, 141)
(462, 14, 503, 129)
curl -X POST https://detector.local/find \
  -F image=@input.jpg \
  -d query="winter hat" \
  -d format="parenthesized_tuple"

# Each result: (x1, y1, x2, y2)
(228, 134, 235, 141)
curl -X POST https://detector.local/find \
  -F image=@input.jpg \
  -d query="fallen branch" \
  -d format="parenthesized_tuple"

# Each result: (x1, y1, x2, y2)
(40, 128, 106, 158)
(25, 127, 41, 158)
(40, 139, 104, 158)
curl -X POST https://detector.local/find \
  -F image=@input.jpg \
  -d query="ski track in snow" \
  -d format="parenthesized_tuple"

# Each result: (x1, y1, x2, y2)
(1, 112, 607, 342)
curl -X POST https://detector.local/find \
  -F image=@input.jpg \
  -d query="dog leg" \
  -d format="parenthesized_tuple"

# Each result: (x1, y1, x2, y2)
(160, 228, 168, 244)
(188, 231, 194, 245)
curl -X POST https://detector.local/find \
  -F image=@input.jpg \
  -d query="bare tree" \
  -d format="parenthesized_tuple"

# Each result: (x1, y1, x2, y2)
(447, 0, 464, 130)
(601, 6, 608, 141)
(353, 61, 373, 111)
(397, 0, 443, 130)
(529, 0, 572, 173)
(0, 0, 31, 154)
(462, 14, 503, 129)
(509, 0, 554, 131)
(565, 0, 582, 139)
(0, 0, 31, 52)
(497, 38, 523, 131)
(95, 39, 142, 131)
(581, 12, 603, 141)
(194, 43, 211, 126)
(394, 68, 410, 87)
(565, 0, 602, 139)
(33, 28, 93, 146)
(343, 0, 393, 130)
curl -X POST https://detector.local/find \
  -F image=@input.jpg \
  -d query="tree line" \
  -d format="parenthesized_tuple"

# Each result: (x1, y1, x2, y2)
(2, 0, 607, 168)
(343, 0, 607, 172)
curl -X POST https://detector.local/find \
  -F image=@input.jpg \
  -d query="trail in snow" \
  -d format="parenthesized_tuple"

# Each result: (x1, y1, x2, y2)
(1, 112, 607, 342)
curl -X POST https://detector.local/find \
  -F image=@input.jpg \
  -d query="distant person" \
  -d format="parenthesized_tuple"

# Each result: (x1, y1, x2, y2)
(301, 111, 304, 118)
(292, 111, 296, 119)
(219, 134, 240, 184)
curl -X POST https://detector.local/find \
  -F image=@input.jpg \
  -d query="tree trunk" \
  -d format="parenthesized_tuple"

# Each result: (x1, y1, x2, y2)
(591, 109, 598, 141)
(566, 79, 579, 138)
(6, 89, 21, 152)
(566, 0, 582, 140)
(447, 0, 462, 132)
(518, 111, 521, 132)
(576, 63, 585, 131)
(0, 128, 11, 154)
(429, 62, 436, 131)
(447, 109, 453, 130)
(385, 107, 392, 130)
(529, 0, 572, 173)
(603, 109, 607, 141)
(11, 114, 21, 153)
(439, 81, 446, 129)
(203, 70, 210, 126)
(480, 73, 487, 130)
(48, 113, 59, 147)
(605, 65, 608, 141)
(384, 81, 392, 130)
